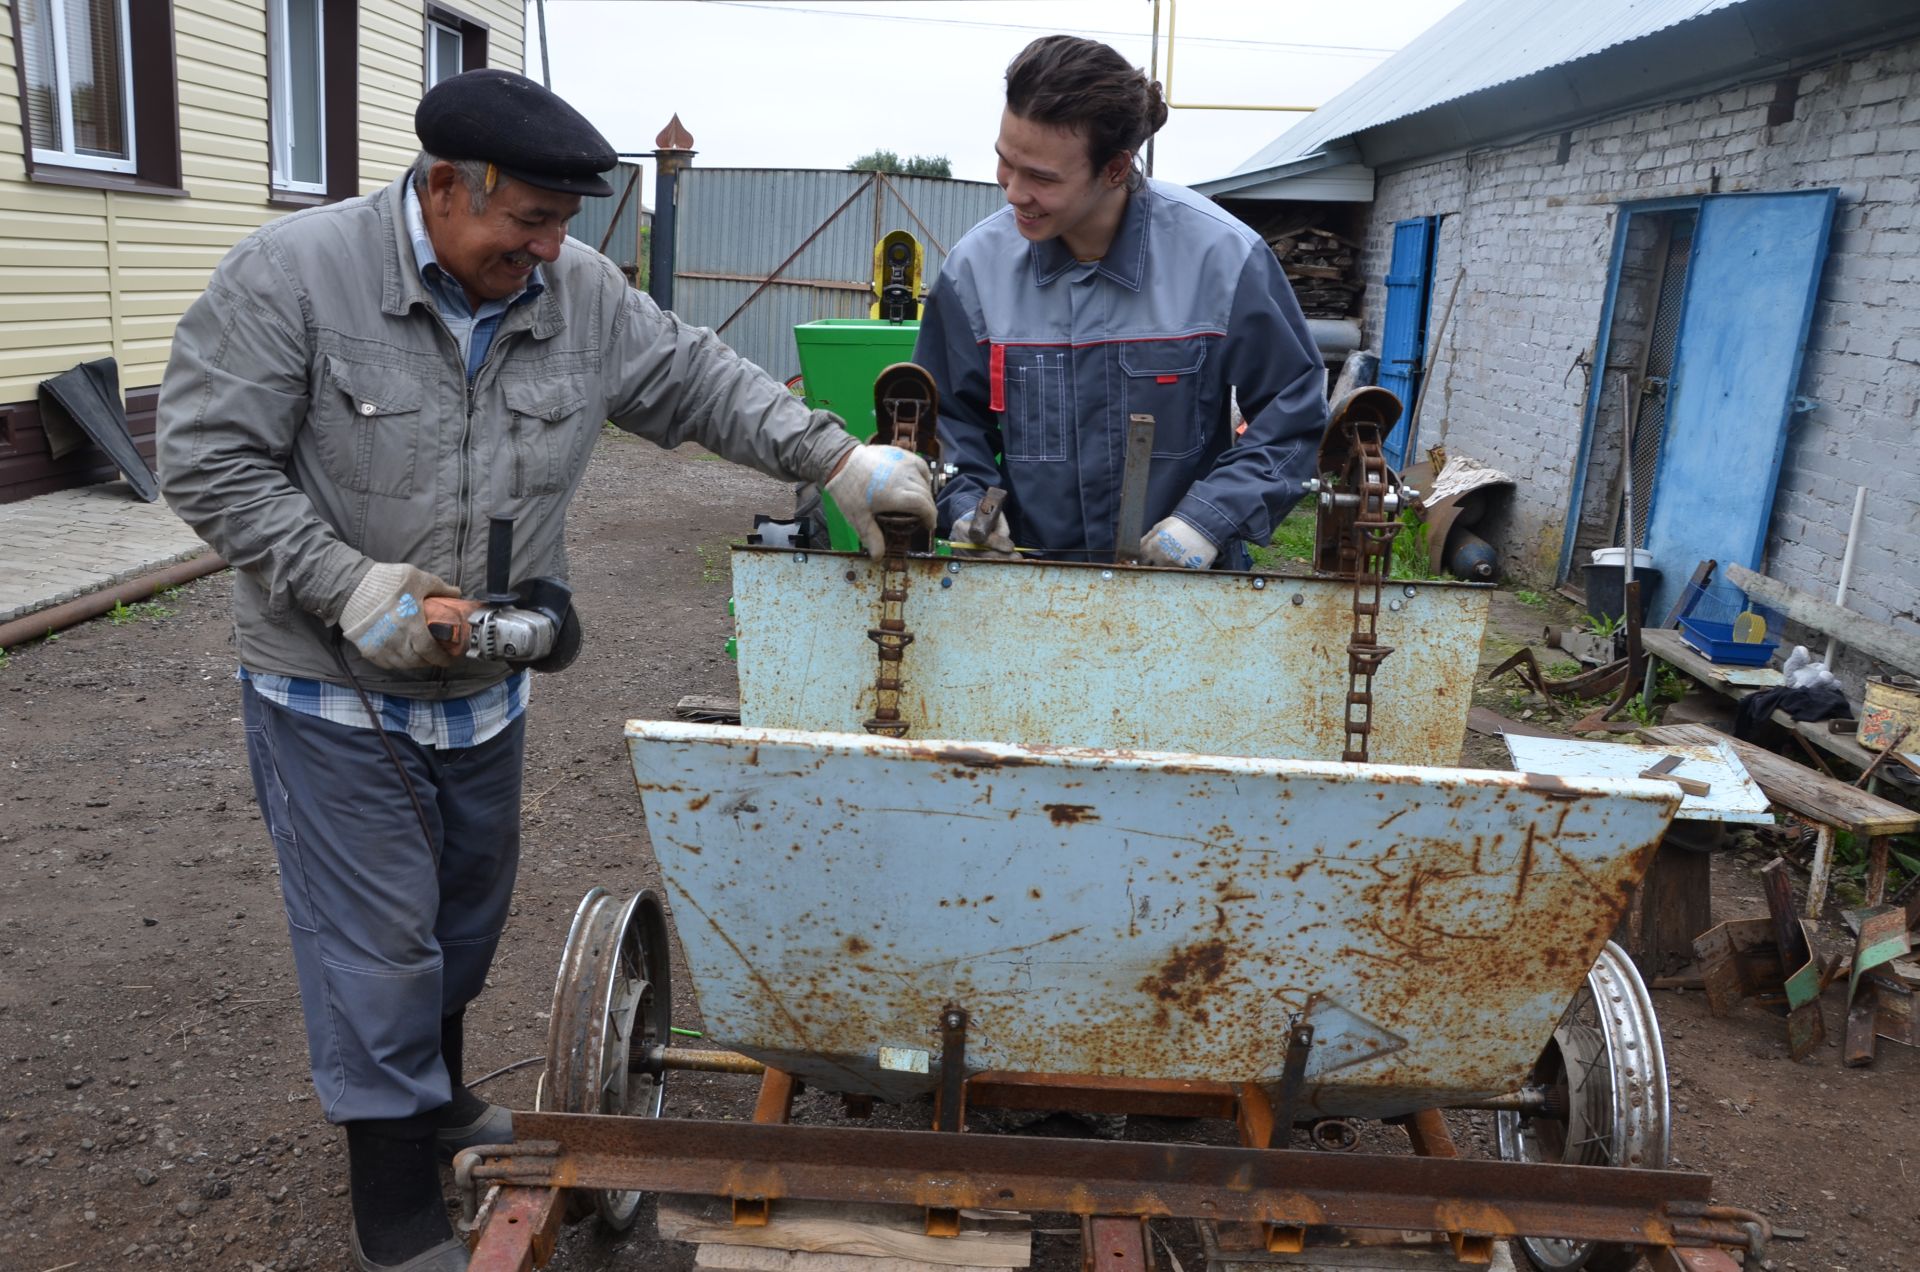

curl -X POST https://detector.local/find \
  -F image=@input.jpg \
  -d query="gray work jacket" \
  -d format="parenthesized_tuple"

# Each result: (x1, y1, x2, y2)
(915, 179, 1325, 564)
(158, 175, 855, 697)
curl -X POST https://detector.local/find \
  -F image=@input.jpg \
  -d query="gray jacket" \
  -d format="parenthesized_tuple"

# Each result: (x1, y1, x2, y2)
(158, 175, 854, 697)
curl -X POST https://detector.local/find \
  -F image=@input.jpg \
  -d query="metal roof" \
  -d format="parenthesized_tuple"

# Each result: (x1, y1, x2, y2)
(1228, 0, 1745, 177)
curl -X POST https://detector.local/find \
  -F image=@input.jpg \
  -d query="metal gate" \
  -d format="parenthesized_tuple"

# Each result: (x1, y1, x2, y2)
(670, 169, 1005, 381)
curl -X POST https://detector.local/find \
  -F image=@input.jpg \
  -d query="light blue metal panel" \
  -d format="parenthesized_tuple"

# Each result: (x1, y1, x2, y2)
(1378, 217, 1435, 467)
(1641, 189, 1837, 620)
(730, 548, 1490, 767)
(625, 721, 1678, 1116)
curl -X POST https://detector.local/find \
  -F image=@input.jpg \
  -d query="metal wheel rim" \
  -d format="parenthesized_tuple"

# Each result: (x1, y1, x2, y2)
(542, 888, 672, 1232)
(1496, 941, 1668, 1272)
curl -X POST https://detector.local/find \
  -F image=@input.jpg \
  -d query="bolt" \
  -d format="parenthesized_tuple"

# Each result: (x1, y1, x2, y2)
(1291, 594, 1305, 606)
(1388, 599, 1402, 612)
(1101, 570, 1114, 580)
(793, 552, 808, 564)
(940, 577, 952, 589)
(947, 561, 961, 574)
(1252, 578, 1267, 590)
(1403, 584, 1417, 598)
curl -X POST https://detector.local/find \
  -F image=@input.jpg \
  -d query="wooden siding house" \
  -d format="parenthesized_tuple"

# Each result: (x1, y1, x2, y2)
(0, 0, 525, 502)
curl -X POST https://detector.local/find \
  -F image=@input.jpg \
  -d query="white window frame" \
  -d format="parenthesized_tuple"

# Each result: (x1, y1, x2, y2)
(269, 0, 329, 196)
(28, 0, 138, 174)
(426, 18, 464, 89)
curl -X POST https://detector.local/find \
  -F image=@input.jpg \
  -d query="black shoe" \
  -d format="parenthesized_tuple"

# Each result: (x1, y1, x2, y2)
(350, 1225, 469, 1272)
(436, 1101, 513, 1163)
(346, 1116, 461, 1269)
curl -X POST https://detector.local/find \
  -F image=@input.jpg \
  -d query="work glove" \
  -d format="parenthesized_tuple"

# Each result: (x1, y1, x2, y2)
(949, 502, 1018, 558)
(340, 562, 463, 670)
(825, 444, 936, 558)
(1140, 516, 1219, 570)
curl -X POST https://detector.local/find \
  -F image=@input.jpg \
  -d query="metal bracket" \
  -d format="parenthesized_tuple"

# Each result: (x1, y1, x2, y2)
(1271, 1022, 1315, 1142)
(926, 1004, 971, 1238)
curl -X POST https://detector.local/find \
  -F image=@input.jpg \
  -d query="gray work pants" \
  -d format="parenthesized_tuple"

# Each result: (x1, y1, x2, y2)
(241, 681, 525, 1123)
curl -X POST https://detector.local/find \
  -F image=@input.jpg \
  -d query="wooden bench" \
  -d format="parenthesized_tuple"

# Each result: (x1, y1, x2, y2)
(1638, 722, 1920, 914)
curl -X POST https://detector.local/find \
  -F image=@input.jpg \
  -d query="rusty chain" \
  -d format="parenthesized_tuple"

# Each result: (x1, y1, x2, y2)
(1341, 418, 1401, 764)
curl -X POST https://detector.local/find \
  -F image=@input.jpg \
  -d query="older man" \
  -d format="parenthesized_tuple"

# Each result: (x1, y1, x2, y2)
(157, 70, 932, 1271)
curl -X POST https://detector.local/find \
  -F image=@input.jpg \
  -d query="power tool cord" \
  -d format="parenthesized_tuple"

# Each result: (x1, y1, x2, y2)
(330, 632, 440, 854)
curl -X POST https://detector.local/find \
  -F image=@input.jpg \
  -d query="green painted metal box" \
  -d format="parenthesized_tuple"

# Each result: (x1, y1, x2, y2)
(794, 319, 921, 552)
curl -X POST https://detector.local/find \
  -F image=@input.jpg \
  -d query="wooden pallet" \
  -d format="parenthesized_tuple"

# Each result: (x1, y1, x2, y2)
(658, 1194, 1030, 1272)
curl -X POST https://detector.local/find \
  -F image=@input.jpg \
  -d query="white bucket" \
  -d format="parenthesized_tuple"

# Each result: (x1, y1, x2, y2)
(1591, 547, 1654, 569)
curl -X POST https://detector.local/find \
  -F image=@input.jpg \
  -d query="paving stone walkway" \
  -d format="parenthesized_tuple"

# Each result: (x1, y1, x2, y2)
(0, 481, 212, 625)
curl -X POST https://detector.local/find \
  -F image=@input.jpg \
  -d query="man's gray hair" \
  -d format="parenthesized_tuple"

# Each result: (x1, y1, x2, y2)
(410, 151, 494, 213)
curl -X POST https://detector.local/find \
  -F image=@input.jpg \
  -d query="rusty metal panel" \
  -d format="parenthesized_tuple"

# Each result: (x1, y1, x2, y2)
(731, 549, 1491, 767)
(624, 722, 1678, 1117)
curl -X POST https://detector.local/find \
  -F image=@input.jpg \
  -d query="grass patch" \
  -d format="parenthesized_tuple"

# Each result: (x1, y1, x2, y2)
(1546, 659, 1581, 680)
(1389, 508, 1445, 582)
(106, 598, 176, 626)
(696, 542, 727, 586)
(1513, 589, 1551, 609)
(1250, 510, 1317, 570)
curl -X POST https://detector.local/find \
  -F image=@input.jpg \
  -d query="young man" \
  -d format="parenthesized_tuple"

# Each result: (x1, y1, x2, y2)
(157, 69, 932, 1272)
(916, 36, 1325, 568)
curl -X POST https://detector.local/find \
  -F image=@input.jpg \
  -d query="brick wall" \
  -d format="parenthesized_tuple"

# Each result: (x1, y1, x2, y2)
(1358, 39, 1920, 649)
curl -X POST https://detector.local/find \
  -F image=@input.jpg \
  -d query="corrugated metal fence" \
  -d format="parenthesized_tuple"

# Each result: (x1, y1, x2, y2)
(568, 161, 649, 279)
(670, 168, 1004, 381)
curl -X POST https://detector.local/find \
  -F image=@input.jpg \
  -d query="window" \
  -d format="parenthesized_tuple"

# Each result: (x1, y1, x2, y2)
(426, 18, 462, 87)
(269, 0, 327, 194)
(266, 0, 358, 205)
(18, 0, 136, 173)
(8, 0, 179, 192)
(424, 5, 489, 88)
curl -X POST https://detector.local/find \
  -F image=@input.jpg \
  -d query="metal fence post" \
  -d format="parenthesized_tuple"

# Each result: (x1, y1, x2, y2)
(649, 115, 696, 312)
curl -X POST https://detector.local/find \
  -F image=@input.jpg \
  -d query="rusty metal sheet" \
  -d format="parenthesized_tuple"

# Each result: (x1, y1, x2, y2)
(729, 549, 1491, 767)
(625, 722, 1677, 1115)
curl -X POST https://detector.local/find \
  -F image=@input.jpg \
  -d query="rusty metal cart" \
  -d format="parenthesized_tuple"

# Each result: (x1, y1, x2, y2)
(458, 397, 1766, 1272)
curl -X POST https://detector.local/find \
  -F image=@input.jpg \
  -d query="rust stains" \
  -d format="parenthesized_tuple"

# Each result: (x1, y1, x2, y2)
(687, 793, 712, 811)
(1143, 938, 1232, 1022)
(845, 936, 871, 955)
(1044, 803, 1099, 826)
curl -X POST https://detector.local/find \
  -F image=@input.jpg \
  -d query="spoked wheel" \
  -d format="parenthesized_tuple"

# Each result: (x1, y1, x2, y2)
(1496, 941, 1669, 1272)
(539, 887, 673, 1231)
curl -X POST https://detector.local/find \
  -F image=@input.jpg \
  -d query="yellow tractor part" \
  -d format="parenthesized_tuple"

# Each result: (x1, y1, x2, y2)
(870, 230, 923, 323)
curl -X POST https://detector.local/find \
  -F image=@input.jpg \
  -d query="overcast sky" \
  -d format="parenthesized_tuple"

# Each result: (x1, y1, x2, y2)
(525, 0, 1467, 188)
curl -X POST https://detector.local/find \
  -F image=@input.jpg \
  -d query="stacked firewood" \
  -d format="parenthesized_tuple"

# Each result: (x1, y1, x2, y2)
(1264, 225, 1359, 319)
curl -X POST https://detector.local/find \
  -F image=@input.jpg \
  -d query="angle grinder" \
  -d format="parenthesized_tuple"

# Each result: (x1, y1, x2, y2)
(423, 516, 582, 672)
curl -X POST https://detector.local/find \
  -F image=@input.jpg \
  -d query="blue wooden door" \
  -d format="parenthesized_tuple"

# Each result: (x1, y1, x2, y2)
(1378, 216, 1436, 468)
(1641, 190, 1836, 620)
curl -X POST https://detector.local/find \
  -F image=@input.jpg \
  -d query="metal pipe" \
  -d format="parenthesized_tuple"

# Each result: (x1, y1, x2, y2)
(1823, 484, 1866, 668)
(1445, 1089, 1550, 1113)
(1163, 0, 1315, 113)
(0, 552, 227, 649)
(1145, 0, 1160, 177)
(653, 1046, 766, 1075)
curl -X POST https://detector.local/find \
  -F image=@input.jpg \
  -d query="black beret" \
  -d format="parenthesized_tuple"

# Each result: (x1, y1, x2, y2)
(415, 69, 617, 197)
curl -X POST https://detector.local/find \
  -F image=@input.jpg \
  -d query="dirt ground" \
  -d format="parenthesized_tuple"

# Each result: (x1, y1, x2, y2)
(3, 433, 1916, 1272)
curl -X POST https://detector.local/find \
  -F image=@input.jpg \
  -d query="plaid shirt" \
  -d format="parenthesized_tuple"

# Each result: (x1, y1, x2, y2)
(240, 667, 531, 749)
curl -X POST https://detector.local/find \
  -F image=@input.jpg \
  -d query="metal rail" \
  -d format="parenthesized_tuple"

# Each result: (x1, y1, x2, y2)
(466, 1112, 1734, 1249)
